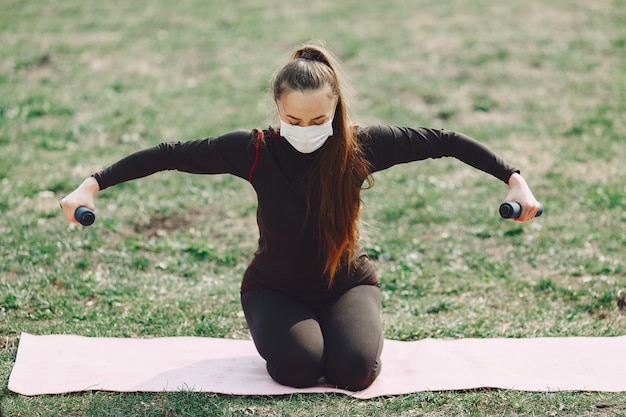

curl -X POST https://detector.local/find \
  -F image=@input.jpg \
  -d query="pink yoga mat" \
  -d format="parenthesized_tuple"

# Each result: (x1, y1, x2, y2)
(8, 333, 626, 398)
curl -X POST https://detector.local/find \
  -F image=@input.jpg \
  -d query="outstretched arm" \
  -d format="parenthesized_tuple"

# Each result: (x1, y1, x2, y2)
(59, 131, 257, 224)
(60, 143, 177, 224)
(362, 126, 541, 222)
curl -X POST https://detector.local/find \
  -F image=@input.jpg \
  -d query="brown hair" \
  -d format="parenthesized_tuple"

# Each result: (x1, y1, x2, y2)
(272, 44, 373, 287)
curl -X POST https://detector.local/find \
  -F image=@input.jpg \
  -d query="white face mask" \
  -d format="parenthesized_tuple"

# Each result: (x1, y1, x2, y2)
(279, 118, 333, 153)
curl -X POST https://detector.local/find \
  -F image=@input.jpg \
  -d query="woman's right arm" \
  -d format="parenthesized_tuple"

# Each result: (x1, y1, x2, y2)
(60, 143, 178, 224)
(60, 131, 258, 224)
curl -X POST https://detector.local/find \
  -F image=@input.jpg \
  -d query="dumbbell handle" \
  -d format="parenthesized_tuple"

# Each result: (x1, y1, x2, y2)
(74, 206, 96, 226)
(60, 195, 96, 226)
(499, 202, 543, 219)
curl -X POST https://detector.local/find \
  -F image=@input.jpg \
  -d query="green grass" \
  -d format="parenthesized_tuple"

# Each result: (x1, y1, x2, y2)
(1, 0, 625, 415)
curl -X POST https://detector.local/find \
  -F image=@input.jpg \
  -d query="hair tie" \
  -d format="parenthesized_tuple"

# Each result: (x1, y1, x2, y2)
(300, 50, 316, 60)
(298, 49, 331, 68)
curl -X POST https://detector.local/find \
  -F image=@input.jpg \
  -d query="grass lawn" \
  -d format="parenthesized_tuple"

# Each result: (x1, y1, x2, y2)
(1, 0, 625, 415)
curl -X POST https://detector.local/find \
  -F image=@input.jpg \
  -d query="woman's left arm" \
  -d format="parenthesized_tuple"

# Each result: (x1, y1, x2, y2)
(363, 126, 541, 222)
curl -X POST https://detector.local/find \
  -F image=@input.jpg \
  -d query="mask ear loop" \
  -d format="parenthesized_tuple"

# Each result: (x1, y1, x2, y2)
(248, 128, 263, 183)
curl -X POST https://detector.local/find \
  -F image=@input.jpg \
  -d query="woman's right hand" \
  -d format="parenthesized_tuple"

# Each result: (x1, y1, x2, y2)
(60, 177, 100, 224)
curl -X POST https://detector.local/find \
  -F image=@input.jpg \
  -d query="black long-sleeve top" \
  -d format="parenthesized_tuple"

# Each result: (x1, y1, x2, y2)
(93, 125, 518, 302)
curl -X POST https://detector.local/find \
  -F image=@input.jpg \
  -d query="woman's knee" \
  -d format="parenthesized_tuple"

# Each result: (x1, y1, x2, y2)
(241, 289, 326, 388)
(325, 352, 382, 391)
(266, 348, 324, 388)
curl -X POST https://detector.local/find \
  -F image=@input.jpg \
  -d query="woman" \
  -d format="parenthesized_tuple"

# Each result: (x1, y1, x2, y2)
(61, 44, 541, 391)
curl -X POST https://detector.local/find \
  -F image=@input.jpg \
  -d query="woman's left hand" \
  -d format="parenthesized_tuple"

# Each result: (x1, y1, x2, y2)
(504, 173, 542, 222)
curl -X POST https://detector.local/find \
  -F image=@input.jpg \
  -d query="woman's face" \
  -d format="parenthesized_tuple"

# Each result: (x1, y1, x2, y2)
(277, 86, 337, 127)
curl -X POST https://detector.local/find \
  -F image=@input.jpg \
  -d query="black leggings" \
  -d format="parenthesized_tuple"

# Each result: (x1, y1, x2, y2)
(241, 285, 383, 391)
